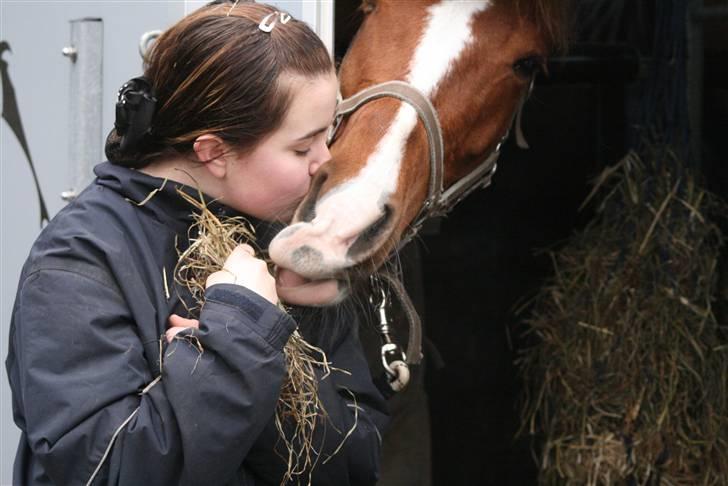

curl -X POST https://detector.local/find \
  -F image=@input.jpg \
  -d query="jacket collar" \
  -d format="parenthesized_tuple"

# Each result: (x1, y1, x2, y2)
(93, 162, 284, 249)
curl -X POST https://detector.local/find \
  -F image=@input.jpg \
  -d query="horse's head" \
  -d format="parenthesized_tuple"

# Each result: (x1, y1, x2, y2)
(270, 0, 566, 305)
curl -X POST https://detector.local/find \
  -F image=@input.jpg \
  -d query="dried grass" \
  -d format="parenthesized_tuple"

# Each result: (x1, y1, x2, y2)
(518, 146, 728, 485)
(173, 188, 332, 485)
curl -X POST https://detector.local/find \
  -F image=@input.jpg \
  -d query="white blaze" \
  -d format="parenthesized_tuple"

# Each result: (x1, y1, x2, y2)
(410, 1, 492, 97)
(270, 1, 493, 274)
(316, 1, 492, 236)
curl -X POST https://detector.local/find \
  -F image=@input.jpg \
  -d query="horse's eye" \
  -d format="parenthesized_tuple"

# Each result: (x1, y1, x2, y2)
(513, 55, 545, 79)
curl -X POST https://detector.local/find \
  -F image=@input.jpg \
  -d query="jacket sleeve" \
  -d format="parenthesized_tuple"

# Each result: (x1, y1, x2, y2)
(245, 317, 390, 486)
(9, 264, 294, 486)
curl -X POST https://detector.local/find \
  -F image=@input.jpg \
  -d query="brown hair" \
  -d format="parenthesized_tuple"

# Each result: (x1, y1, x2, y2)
(503, 0, 572, 53)
(107, 1, 333, 167)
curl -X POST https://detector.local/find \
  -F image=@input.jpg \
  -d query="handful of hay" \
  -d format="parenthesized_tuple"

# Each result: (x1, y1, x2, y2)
(518, 146, 728, 485)
(173, 189, 332, 485)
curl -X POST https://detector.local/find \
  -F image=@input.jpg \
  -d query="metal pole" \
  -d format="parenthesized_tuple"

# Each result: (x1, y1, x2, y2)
(301, 0, 335, 57)
(62, 18, 103, 201)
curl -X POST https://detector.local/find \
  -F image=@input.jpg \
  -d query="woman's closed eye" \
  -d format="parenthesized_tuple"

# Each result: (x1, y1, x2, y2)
(294, 148, 311, 156)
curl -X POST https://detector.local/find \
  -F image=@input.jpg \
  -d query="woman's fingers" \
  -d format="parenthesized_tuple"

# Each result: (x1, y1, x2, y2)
(205, 244, 279, 304)
(166, 314, 200, 343)
(221, 244, 259, 274)
(165, 326, 187, 343)
(168, 314, 200, 329)
(238, 244, 256, 257)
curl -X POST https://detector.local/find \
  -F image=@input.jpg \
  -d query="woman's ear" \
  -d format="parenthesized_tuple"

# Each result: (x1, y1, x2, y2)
(193, 134, 228, 179)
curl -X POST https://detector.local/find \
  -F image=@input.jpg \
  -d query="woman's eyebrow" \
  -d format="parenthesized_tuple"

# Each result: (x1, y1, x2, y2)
(294, 114, 336, 142)
(294, 126, 328, 141)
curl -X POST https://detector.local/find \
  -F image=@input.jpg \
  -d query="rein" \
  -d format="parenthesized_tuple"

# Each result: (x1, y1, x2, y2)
(328, 78, 534, 391)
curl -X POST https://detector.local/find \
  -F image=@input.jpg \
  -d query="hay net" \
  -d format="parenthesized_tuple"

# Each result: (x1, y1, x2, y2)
(518, 145, 728, 485)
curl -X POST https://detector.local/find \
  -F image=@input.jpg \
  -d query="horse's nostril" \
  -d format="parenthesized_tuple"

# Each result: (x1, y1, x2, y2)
(298, 171, 328, 223)
(347, 204, 393, 259)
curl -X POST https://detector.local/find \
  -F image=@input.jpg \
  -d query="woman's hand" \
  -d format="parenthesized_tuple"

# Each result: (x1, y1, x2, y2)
(166, 314, 200, 343)
(166, 245, 278, 343)
(205, 244, 278, 304)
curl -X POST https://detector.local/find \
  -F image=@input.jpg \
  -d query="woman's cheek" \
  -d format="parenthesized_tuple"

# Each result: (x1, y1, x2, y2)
(275, 159, 310, 200)
(290, 170, 311, 197)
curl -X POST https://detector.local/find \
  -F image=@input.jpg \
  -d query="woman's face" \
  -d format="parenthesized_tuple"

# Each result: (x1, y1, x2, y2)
(222, 71, 338, 222)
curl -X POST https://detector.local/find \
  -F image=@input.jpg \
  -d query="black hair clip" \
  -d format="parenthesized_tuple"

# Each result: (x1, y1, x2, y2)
(114, 76, 157, 154)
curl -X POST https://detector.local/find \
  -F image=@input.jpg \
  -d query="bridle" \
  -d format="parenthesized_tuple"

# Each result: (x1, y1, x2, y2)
(327, 78, 535, 251)
(326, 78, 535, 390)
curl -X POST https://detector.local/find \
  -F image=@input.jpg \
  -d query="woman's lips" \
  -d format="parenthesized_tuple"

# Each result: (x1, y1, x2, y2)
(275, 268, 343, 306)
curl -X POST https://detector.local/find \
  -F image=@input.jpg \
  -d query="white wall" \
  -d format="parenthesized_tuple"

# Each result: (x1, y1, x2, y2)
(0, 1, 332, 484)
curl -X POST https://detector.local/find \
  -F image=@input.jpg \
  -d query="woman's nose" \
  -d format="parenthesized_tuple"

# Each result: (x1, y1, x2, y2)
(309, 144, 331, 176)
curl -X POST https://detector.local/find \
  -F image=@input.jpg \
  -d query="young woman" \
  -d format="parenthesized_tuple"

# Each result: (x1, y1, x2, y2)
(6, 3, 387, 485)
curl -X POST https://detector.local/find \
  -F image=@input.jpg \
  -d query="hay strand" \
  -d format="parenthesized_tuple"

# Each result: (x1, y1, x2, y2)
(172, 188, 333, 485)
(518, 146, 728, 485)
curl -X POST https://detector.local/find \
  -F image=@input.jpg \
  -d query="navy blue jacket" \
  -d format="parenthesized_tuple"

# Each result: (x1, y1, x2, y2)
(6, 162, 388, 486)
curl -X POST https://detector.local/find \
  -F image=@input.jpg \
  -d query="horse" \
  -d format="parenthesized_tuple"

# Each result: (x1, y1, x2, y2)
(270, 0, 568, 307)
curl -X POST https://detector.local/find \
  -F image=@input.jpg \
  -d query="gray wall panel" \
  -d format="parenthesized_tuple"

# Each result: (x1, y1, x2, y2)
(1, 3, 184, 483)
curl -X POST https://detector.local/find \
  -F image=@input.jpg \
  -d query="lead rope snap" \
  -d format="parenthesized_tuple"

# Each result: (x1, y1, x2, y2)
(370, 276, 410, 391)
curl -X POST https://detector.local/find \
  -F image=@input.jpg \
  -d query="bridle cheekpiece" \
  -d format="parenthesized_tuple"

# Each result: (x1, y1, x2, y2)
(326, 78, 534, 391)
(327, 78, 534, 250)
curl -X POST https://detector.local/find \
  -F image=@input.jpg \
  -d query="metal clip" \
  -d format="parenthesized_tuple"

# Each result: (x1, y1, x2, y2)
(381, 342, 409, 391)
(370, 274, 412, 391)
(381, 342, 407, 376)
(258, 12, 278, 32)
(259, 11, 291, 33)
(369, 277, 391, 335)
(377, 296, 389, 332)
(139, 30, 161, 62)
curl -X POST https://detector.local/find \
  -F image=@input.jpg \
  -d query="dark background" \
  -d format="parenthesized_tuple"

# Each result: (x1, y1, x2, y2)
(334, 1, 728, 484)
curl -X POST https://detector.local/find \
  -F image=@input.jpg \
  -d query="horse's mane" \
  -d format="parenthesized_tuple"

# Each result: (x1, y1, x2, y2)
(500, 0, 572, 52)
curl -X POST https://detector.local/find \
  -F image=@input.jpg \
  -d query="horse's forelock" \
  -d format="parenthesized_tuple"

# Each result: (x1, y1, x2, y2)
(497, 0, 571, 52)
